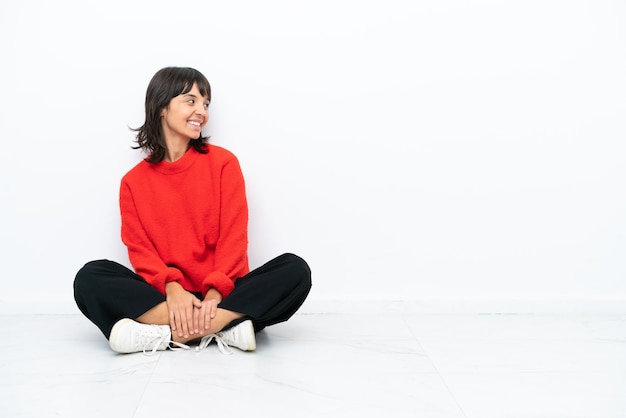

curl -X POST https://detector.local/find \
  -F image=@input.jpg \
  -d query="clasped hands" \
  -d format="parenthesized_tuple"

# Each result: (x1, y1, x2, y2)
(165, 282, 221, 339)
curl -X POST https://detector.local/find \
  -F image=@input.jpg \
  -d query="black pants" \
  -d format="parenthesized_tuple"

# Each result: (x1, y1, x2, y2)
(73, 253, 312, 339)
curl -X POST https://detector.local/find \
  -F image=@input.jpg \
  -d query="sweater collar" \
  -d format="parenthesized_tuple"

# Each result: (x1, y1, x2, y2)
(151, 146, 200, 175)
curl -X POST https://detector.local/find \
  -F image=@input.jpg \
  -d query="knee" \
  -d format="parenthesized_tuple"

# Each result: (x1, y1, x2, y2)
(75, 259, 103, 280)
(280, 253, 312, 288)
(73, 259, 109, 295)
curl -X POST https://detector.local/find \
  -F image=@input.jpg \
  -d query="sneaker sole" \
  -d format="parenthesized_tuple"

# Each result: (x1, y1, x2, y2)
(239, 320, 256, 351)
(109, 318, 134, 353)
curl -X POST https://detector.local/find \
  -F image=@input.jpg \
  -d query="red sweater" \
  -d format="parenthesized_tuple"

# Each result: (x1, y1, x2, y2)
(119, 145, 249, 298)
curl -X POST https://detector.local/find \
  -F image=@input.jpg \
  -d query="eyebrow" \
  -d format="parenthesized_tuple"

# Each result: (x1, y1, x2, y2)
(183, 93, 210, 101)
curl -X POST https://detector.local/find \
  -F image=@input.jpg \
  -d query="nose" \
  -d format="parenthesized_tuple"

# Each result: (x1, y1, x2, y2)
(191, 97, 204, 111)
(195, 106, 208, 123)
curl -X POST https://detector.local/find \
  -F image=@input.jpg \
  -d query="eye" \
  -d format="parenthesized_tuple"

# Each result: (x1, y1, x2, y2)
(204, 103, 210, 109)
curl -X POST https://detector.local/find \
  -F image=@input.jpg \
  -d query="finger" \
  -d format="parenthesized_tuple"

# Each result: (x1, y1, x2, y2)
(175, 314, 183, 338)
(169, 309, 177, 332)
(192, 297, 203, 333)
(204, 305, 212, 330)
(193, 304, 201, 334)
(179, 310, 190, 338)
(185, 305, 195, 337)
(210, 302, 217, 319)
(174, 306, 187, 338)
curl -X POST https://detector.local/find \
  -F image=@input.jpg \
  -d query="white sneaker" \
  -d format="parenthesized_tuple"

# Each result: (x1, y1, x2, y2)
(196, 319, 256, 355)
(109, 318, 189, 355)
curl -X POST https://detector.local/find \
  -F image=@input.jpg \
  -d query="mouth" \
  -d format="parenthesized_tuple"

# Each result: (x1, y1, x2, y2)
(188, 120, 202, 129)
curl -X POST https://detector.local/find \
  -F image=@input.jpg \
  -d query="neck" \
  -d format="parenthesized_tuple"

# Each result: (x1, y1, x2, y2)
(164, 139, 191, 162)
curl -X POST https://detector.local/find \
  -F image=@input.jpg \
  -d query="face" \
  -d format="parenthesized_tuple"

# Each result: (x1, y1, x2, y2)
(160, 83, 210, 143)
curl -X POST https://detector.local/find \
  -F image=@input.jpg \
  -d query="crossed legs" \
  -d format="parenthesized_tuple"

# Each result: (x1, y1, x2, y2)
(136, 302, 244, 344)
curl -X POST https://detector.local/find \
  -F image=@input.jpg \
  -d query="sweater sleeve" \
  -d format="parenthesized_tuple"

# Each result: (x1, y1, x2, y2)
(201, 154, 249, 297)
(119, 180, 184, 295)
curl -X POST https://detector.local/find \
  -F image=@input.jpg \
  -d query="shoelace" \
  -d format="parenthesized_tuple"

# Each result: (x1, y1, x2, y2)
(195, 333, 233, 355)
(143, 335, 189, 356)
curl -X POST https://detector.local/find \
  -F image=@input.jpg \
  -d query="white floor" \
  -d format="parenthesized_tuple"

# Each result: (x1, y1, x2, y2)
(1, 312, 625, 418)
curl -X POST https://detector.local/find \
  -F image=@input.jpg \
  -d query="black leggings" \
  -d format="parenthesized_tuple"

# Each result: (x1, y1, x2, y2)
(73, 253, 312, 339)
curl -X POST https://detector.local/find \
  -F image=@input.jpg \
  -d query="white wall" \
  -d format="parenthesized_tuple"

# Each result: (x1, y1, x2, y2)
(1, 0, 625, 314)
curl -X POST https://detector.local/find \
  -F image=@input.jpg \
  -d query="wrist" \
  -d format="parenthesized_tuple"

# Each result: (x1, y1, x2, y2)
(204, 288, 222, 303)
(165, 281, 183, 293)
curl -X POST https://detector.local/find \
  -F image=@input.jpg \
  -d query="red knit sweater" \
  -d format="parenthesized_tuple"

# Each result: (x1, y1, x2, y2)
(119, 144, 249, 298)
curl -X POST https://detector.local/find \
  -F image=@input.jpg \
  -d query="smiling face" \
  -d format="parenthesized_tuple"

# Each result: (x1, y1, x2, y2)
(160, 83, 210, 144)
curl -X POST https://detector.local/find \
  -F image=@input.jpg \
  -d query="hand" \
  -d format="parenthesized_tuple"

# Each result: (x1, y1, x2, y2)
(165, 282, 201, 339)
(193, 288, 222, 333)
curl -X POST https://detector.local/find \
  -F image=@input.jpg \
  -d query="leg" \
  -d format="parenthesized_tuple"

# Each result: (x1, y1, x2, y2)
(74, 260, 245, 344)
(73, 259, 165, 338)
(218, 253, 312, 332)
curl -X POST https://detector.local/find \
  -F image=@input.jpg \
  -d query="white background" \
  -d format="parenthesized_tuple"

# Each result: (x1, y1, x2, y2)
(1, 0, 625, 313)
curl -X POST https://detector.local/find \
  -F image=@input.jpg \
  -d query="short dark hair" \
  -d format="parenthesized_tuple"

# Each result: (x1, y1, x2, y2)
(132, 67, 212, 163)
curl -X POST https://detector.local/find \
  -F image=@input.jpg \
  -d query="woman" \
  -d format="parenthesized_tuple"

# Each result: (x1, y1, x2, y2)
(73, 67, 311, 355)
